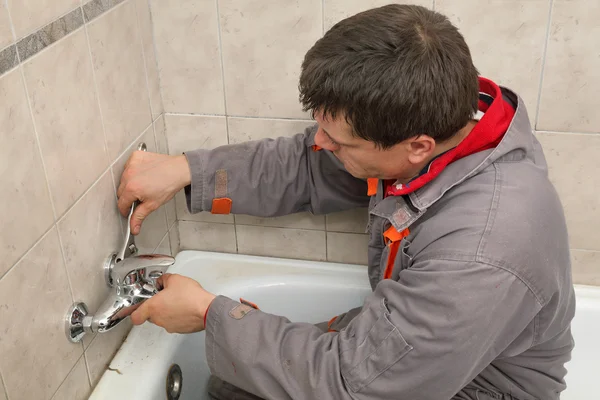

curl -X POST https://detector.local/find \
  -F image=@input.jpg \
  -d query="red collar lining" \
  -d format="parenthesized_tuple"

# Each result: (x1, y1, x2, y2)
(385, 77, 515, 197)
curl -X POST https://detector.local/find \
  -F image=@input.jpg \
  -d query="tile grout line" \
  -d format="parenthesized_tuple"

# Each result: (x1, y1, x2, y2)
(533, 0, 554, 130)
(153, 227, 171, 253)
(0, 222, 57, 281)
(534, 129, 600, 136)
(18, 57, 60, 228)
(0, 363, 9, 400)
(0, 0, 129, 78)
(82, 12, 124, 228)
(133, 0, 157, 133)
(52, 121, 153, 228)
(145, 0, 167, 115)
(47, 351, 87, 400)
(214, 0, 229, 119)
(80, 15, 122, 243)
(153, 113, 173, 235)
(83, 352, 93, 391)
(2, 0, 16, 45)
(321, 0, 325, 35)
(432, 0, 436, 10)
(14, 4, 83, 45)
(165, 111, 313, 122)
(233, 215, 239, 253)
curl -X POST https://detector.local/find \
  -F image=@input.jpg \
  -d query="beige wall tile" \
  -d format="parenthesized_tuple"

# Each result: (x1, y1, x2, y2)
(538, 0, 600, 133)
(0, 228, 83, 400)
(166, 197, 177, 228)
(227, 117, 314, 143)
(7, 0, 79, 39)
(228, 117, 323, 228)
(154, 114, 168, 154)
(166, 114, 233, 223)
(571, 249, 600, 286)
(324, 0, 433, 31)
(85, 319, 132, 387)
(236, 225, 326, 261)
(87, 1, 152, 161)
(155, 230, 171, 255)
(58, 171, 123, 313)
(135, 204, 169, 254)
(179, 221, 237, 253)
(436, 0, 550, 117)
(327, 232, 369, 265)
(165, 114, 228, 155)
(111, 125, 169, 254)
(536, 132, 600, 251)
(0, 377, 6, 400)
(154, 115, 177, 228)
(51, 356, 91, 400)
(23, 28, 109, 217)
(135, 0, 163, 119)
(150, 0, 224, 114)
(219, 0, 321, 118)
(0, 68, 54, 277)
(0, 2, 13, 49)
(235, 213, 325, 230)
(165, 198, 177, 229)
(169, 222, 180, 255)
(326, 208, 369, 233)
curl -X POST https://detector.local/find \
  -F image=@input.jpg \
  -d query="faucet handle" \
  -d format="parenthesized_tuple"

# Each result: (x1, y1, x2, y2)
(105, 253, 175, 288)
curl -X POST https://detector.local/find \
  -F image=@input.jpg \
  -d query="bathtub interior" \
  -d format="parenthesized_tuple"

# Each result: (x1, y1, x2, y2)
(90, 251, 598, 400)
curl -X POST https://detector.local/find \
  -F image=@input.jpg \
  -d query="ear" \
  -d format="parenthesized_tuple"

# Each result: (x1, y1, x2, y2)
(407, 135, 436, 164)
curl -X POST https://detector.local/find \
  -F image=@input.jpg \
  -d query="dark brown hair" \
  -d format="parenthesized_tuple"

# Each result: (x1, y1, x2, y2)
(299, 4, 479, 148)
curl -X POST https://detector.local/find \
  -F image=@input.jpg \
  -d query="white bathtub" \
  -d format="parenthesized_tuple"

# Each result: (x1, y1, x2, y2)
(90, 251, 599, 400)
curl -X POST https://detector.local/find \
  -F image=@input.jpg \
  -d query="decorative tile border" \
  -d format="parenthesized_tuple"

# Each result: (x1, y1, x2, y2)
(18, 8, 84, 62)
(0, 0, 127, 77)
(0, 45, 18, 76)
(83, 0, 126, 23)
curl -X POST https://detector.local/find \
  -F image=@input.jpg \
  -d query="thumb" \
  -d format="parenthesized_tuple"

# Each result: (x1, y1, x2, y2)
(131, 301, 151, 325)
(131, 202, 153, 235)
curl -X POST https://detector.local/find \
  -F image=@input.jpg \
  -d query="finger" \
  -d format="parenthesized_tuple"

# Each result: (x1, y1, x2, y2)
(156, 273, 172, 290)
(131, 202, 153, 235)
(117, 189, 138, 217)
(131, 301, 152, 325)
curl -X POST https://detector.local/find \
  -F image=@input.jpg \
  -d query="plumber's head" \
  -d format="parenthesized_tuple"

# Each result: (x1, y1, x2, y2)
(299, 4, 479, 181)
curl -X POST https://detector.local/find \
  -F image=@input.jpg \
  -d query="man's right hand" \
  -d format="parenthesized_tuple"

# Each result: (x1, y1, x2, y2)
(117, 151, 191, 235)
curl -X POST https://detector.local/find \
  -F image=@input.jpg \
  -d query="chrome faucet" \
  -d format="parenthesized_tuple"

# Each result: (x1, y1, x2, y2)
(65, 143, 175, 343)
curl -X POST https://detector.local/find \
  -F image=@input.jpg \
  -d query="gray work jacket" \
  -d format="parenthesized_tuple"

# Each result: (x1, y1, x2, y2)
(184, 86, 575, 400)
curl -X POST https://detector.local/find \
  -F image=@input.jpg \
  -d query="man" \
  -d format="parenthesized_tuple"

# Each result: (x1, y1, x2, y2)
(118, 5, 575, 399)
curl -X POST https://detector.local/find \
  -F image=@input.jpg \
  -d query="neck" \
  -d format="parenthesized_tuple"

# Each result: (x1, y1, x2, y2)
(432, 120, 477, 157)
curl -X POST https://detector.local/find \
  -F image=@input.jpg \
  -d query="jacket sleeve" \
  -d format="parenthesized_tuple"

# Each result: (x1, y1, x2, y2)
(182, 124, 369, 216)
(203, 258, 543, 400)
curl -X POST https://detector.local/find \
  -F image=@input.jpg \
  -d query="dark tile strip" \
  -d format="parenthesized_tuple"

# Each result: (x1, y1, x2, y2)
(17, 8, 84, 62)
(83, 0, 126, 23)
(1, 0, 125, 77)
(0, 45, 18, 76)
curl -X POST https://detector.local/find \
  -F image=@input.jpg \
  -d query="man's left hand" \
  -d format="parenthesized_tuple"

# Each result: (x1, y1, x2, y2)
(131, 273, 216, 333)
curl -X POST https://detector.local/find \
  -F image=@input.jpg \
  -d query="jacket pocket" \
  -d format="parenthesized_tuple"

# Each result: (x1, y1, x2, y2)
(340, 299, 413, 393)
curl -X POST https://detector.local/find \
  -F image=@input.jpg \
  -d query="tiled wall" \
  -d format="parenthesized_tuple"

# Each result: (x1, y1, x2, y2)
(151, 0, 600, 287)
(0, 0, 176, 399)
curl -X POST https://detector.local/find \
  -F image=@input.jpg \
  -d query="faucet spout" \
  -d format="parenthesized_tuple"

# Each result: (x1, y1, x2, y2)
(65, 253, 175, 343)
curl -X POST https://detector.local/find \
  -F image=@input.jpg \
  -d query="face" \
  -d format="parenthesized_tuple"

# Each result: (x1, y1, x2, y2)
(313, 112, 436, 181)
